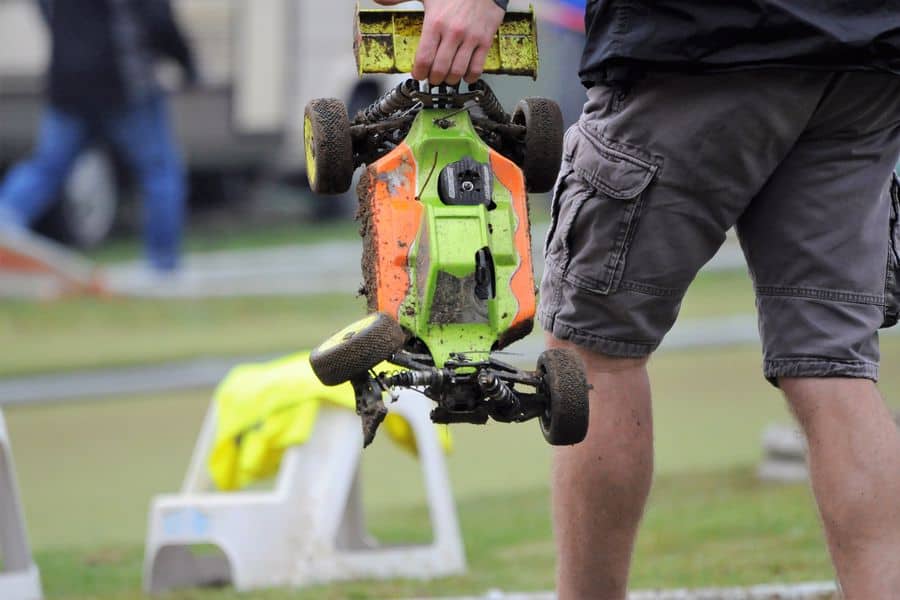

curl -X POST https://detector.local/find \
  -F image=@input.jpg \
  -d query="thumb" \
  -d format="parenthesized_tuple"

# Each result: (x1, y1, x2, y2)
(372, 0, 422, 5)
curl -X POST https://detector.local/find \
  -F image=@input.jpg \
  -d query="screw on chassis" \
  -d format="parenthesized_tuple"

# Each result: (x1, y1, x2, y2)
(304, 8, 589, 447)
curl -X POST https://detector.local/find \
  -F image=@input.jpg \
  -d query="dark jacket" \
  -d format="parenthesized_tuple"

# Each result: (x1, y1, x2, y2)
(580, 1, 900, 85)
(39, 0, 196, 113)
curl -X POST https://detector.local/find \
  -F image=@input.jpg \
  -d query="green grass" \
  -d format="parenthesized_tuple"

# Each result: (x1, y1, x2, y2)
(8, 338, 900, 598)
(0, 293, 366, 378)
(1, 257, 892, 597)
(0, 269, 753, 378)
(32, 469, 832, 600)
(86, 220, 361, 265)
(12, 339, 900, 550)
(680, 268, 756, 318)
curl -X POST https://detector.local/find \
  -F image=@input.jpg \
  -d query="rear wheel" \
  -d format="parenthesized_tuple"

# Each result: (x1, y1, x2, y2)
(304, 98, 354, 195)
(512, 97, 564, 194)
(310, 312, 407, 385)
(537, 348, 589, 445)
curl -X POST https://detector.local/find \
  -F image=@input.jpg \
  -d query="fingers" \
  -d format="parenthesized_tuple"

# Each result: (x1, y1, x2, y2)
(428, 24, 467, 85)
(412, 0, 504, 86)
(413, 20, 441, 81)
(464, 44, 490, 84)
(446, 41, 478, 86)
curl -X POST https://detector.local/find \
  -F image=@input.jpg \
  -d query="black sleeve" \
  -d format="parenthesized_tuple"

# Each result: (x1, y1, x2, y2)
(493, 0, 509, 10)
(136, 0, 197, 81)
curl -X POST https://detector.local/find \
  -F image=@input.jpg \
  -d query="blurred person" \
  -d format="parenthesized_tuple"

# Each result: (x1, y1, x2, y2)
(376, 0, 900, 597)
(0, 0, 196, 275)
(537, 0, 586, 128)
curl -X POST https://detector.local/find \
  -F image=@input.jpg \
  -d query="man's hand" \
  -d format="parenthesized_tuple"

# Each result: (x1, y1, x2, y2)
(374, 0, 505, 85)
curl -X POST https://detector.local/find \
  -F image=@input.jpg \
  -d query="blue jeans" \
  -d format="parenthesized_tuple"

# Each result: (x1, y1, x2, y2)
(0, 96, 186, 271)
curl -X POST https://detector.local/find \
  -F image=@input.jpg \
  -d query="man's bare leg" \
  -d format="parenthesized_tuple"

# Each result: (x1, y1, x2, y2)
(549, 336, 654, 600)
(781, 377, 900, 598)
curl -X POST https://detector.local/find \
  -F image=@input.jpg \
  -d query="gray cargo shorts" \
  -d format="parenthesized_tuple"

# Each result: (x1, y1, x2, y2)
(538, 70, 900, 383)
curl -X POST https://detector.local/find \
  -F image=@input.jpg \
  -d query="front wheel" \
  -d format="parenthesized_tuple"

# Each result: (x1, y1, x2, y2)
(310, 312, 407, 386)
(304, 98, 354, 195)
(537, 348, 589, 445)
(511, 97, 564, 194)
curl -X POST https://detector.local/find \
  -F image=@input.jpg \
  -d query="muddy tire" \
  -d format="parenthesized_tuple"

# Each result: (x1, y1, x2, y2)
(304, 98, 354, 195)
(512, 97, 564, 193)
(537, 348, 589, 445)
(310, 313, 407, 385)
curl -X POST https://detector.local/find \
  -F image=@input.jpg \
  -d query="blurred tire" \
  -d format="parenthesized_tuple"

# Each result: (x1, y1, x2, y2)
(38, 149, 118, 249)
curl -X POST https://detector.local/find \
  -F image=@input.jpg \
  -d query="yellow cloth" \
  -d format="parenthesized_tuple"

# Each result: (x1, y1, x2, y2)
(208, 351, 452, 491)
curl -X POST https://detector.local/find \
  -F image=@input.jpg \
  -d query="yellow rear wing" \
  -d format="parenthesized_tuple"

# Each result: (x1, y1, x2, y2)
(354, 7, 539, 79)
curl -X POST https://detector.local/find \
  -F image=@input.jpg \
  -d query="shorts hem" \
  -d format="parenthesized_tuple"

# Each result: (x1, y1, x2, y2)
(764, 358, 879, 387)
(756, 285, 884, 307)
(539, 311, 658, 358)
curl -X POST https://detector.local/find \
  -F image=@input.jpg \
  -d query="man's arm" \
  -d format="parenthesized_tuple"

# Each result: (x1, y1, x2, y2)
(373, 0, 506, 85)
(136, 0, 198, 84)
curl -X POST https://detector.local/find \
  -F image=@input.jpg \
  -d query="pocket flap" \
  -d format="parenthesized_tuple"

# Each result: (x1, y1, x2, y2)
(572, 124, 658, 200)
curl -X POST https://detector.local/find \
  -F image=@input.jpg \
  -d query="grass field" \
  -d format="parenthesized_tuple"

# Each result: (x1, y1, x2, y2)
(0, 269, 754, 378)
(0, 294, 365, 378)
(7, 337, 900, 599)
(86, 220, 361, 265)
(31, 469, 833, 600)
(4, 263, 898, 598)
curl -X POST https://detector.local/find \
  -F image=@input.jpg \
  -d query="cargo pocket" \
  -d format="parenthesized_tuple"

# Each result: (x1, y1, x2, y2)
(545, 123, 658, 295)
(883, 173, 900, 329)
(544, 125, 578, 256)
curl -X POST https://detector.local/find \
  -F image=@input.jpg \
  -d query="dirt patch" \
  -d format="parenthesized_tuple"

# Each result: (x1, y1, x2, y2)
(355, 168, 379, 312)
(428, 271, 489, 325)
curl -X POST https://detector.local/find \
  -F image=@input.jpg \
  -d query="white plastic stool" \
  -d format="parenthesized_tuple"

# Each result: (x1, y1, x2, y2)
(0, 410, 43, 600)
(143, 390, 466, 593)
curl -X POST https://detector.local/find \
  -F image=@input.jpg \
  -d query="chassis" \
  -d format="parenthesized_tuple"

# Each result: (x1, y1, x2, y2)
(303, 9, 589, 448)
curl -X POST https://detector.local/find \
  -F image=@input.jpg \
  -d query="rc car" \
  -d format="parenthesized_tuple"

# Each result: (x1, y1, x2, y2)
(304, 8, 590, 447)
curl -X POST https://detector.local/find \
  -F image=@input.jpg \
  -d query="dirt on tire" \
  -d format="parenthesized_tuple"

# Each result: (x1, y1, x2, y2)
(310, 312, 407, 386)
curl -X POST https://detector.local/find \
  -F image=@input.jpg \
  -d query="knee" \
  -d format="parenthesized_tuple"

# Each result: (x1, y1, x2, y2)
(779, 378, 818, 430)
(779, 376, 878, 432)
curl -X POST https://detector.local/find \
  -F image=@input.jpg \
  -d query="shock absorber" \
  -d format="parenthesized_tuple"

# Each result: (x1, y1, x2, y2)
(477, 370, 519, 412)
(469, 80, 509, 124)
(384, 368, 447, 389)
(360, 79, 420, 123)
